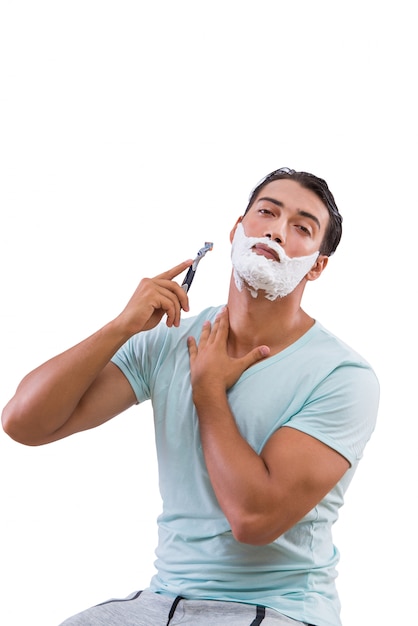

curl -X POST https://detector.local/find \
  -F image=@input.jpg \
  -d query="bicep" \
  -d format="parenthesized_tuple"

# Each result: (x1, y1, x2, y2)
(43, 362, 137, 443)
(260, 426, 349, 539)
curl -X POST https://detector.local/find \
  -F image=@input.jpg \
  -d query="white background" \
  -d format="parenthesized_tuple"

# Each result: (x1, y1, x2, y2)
(0, 2, 416, 625)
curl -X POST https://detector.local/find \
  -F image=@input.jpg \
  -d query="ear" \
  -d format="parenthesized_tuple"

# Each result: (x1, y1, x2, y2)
(306, 255, 328, 282)
(230, 216, 243, 243)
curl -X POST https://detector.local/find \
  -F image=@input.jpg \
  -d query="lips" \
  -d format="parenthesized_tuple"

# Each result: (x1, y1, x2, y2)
(252, 243, 280, 262)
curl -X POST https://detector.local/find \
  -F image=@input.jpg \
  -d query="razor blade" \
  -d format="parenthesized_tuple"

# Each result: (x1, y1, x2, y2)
(182, 242, 213, 293)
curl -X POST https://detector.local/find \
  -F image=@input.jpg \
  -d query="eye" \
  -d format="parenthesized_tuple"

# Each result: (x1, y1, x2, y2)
(258, 208, 274, 216)
(296, 224, 312, 236)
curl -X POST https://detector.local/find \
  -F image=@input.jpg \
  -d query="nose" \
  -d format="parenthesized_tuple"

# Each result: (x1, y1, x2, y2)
(264, 215, 286, 245)
(265, 228, 285, 246)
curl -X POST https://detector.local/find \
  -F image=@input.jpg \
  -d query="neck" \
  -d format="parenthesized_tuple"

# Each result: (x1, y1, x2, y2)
(226, 274, 314, 358)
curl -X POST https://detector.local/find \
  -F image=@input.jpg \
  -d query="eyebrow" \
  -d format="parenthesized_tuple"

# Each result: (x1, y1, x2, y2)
(257, 196, 322, 230)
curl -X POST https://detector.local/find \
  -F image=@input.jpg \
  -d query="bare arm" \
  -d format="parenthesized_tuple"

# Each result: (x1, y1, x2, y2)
(187, 307, 350, 545)
(2, 260, 192, 446)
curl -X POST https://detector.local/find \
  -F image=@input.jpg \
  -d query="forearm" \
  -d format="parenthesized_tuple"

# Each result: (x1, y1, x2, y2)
(1, 319, 131, 443)
(188, 310, 348, 545)
(194, 388, 275, 544)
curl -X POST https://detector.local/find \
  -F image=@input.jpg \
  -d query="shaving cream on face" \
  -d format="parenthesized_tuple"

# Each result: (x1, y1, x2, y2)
(231, 222, 320, 300)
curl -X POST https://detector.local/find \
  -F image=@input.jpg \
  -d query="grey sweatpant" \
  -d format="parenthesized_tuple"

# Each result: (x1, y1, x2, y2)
(59, 589, 314, 625)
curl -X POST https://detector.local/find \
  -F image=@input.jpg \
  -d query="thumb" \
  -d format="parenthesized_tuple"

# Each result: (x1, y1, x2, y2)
(241, 345, 270, 369)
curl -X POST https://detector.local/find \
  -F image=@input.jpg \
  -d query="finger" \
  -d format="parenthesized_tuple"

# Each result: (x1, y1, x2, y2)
(149, 285, 183, 328)
(149, 277, 189, 316)
(155, 259, 194, 282)
(210, 307, 229, 342)
(187, 336, 197, 360)
(197, 320, 212, 347)
(155, 262, 192, 312)
(162, 292, 183, 328)
(240, 345, 270, 370)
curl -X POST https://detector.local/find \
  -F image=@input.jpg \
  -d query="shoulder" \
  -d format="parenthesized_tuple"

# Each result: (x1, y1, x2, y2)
(305, 322, 378, 377)
(303, 322, 380, 417)
(287, 322, 380, 463)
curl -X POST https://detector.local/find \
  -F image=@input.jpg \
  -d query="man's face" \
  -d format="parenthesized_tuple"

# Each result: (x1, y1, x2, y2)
(229, 179, 330, 300)
(236, 178, 330, 259)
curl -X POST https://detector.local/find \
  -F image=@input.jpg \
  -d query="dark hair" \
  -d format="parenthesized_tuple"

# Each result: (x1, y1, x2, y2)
(244, 167, 342, 256)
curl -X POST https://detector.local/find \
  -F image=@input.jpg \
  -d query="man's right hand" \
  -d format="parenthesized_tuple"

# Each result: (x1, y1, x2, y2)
(116, 260, 192, 335)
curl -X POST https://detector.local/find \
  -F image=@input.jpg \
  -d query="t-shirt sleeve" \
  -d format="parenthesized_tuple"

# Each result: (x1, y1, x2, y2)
(283, 362, 380, 466)
(111, 336, 150, 403)
(111, 324, 170, 403)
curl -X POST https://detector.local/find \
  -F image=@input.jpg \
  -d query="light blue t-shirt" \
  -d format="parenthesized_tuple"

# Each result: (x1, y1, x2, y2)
(111, 305, 379, 626)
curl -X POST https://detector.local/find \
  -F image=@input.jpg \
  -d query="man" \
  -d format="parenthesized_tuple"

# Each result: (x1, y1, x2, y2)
(2, 168, 379, 626)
